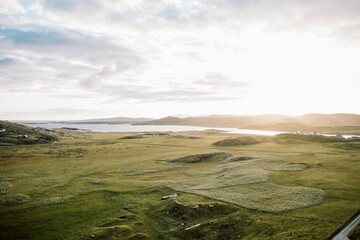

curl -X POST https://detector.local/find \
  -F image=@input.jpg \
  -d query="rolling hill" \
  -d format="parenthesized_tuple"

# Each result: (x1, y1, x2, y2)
(57, 117, 153, 124)
(137, 114, 360, 133)
(0, 120, 59, 145)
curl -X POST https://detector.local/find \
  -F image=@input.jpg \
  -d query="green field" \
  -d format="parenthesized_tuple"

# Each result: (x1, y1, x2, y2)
(0, 131, 359, 239)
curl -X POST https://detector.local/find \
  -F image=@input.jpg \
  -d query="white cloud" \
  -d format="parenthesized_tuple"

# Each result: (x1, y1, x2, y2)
(0, 0, 359, 119)
(0, 108, 107, 121)
(81, 65, 116, 89)
(0, 0, 26, 14)
(28, 1, 43, 14)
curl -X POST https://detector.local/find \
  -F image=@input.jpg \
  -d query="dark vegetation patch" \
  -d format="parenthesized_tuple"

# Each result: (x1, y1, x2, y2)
(327, 142, 360, 151)
(121, 135, 144, 139)
(212, 137, 259, 146)
(120, 133, 199, 139)
(269, 163, 309, 171)
(92, 141, 117, 145)
(169, 152, 232, 163)
(312, 126, 360, 135)
(53, 148, 88, 158)
(120, 132, 171, 139)
(44, 147, 88, 158)
(273, 133, 347, 144)
(98, 215, 136, 228)
(147, 199, 248, 240)
(0, 190, 138, 240)
(173, 135, 201, 139)
(87, 225, 133, 240)
(60, 127, 80, 131)
(126, 233, 150, 240)
(155, 200, 236, 221)
(225, 156, 256, 162)
(349, 223, 360, 240)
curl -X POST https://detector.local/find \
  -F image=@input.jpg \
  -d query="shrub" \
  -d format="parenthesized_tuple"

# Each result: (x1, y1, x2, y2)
(169, 152, 232, 163)
(88, 178, 106, 184)
(33, 197, 68, 207)
(213, 137, 259, 146)
(1, 193, 29, 204)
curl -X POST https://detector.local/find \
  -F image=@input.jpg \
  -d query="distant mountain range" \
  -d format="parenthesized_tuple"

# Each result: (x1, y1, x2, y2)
(57, 117, 153, 124)
(135, 113, 360, 133)
(49, 113, 360, 133)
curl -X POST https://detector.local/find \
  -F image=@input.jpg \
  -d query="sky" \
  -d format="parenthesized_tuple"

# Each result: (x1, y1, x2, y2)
(0, 0, 359, 120)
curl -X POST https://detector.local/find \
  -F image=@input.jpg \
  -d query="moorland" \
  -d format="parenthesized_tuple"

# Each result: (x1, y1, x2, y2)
(0, 121, 359, 239)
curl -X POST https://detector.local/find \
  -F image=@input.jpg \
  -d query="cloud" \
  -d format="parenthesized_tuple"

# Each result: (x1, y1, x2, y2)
(4, 1, 359, 44)
(193, 73, 248, 90)
(0, 57, 14, 65)
(0, 0, 26, 14)
(81, 65, 115, 89)
(81, 56, 145, 89)
(1, 0, 359, 119)
(40, 0, 102, 12)
(0, 57, 46, 92)
(98, 84, 238, 103)
(0, 27, 145, 93)
(0, 27, 143, 65)
(3, 0, 360, 42)
(0, 108, 107, 120)
(206, 0, 360, 42)
(27, 0, 209, 33)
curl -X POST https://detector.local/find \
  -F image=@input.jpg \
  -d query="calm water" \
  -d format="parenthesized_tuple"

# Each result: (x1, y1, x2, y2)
(21, 123, 284, 136)
(20, 122, 359, 138)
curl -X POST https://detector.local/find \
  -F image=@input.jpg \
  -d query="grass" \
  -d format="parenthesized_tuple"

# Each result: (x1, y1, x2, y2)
(0, 130, 359, 239)
(267, 163, 308, 171)
(190, 183, 325, 212)
(212, 136, 260, 146)
(273, 133, 347, 143)
(168, 152, 232, 163)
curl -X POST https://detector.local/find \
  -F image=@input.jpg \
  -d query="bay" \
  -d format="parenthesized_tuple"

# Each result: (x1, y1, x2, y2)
(21, 122, 284, 136)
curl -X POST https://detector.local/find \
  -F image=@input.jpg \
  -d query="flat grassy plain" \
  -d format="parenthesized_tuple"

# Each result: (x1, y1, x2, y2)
(0, 131, 359, 239)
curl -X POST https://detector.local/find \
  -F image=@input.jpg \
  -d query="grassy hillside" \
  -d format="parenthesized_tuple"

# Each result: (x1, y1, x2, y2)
(299, 113, 360, 126)
(0, 131, 359, 239)
(0, 120, 59, 146)
(212, 136, 260, 146)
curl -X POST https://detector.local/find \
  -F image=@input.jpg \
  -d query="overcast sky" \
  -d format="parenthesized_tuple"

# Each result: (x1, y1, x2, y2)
(0, 0, 359, 120)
